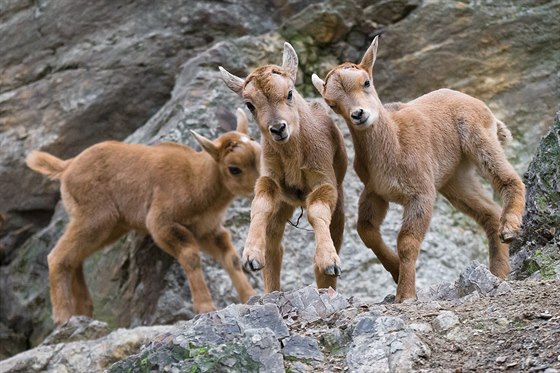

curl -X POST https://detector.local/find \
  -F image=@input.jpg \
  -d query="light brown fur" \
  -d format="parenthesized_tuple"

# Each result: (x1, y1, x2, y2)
(312, 37, 525, 302)
(220, 43, 348, 292)
(26, 110, 261, 325)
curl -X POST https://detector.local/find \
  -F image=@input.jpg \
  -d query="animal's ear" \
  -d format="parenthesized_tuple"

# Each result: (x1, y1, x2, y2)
(359, 36, 379, 76)
(282, 42, 299, 82)
(311, 74, 325, 95)
(235, 108, 249, 134)
(219, 66, 245, 95)
(191, 130, 220, 161)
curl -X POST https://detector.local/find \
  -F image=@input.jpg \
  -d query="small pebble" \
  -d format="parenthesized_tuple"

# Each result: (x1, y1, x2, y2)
(496, 356, 507, 364)
(539, 312, 553, 320)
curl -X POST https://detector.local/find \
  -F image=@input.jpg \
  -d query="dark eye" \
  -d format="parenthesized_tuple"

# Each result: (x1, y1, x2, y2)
(364, 80, 371, 88)
(287, 90, 293, 100)
(245, 102, 255, 112)
(228, 166, 242, 175)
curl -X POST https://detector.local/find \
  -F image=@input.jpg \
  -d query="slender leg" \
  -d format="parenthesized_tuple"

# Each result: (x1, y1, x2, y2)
(72, 226, 128, 317)
(357, 190, 400, 283)
(306, 183, 341, 289)
(463, 126, 525, 242)
(48, 218, 116, 324)
(262, 202, 294, 292)
(441, 167, 509, 278)
(395, 193, 435, 302)
(72, 263, 93, 317)
(199, 227, 255, 303)
(146, 210, 214, 313)
(315, 186, 345, 290)
(243, 176, 281, 272)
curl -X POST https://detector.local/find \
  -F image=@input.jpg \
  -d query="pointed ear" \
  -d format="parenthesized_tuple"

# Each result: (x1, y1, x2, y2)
(311, 73, 325, 95)
(235, 108, 249, 134)
(359, 36, 379, 76)
(191, 130, 220, 161)
(219, 66, 245, 95)
(282, 42, 298, 82)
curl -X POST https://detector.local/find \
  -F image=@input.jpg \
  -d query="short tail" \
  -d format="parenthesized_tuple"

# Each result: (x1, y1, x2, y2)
(496, 119, 512, 147)
(26, 151, 71, 180)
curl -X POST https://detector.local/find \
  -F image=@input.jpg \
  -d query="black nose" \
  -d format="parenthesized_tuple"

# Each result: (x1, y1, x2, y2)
(351, 109, 364, 120)
(270, 122, 286, 135)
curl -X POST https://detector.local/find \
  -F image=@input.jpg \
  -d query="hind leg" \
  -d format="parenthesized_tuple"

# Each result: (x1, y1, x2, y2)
(463, 128, 525, 242)
(315, 186, 345, 290)
(48, 218, 117, 324)
(71, 226, 128, 317)
(441, 167, 509, 278)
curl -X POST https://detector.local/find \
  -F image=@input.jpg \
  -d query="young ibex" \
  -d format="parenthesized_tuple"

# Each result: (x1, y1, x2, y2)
(219, 43, 348, 292)
(312, 37, 525, 302)
(26, 110, 261, 325)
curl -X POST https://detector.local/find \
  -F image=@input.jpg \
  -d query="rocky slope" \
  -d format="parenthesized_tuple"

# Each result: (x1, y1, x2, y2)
(1, 265, 559, 372)
(1, 0, 559, 362)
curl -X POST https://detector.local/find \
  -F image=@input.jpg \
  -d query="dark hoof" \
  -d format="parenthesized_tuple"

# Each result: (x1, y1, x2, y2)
(325, 265, 342, 276)
(499, 231, 516, 243)
(243, 259, 263, 272)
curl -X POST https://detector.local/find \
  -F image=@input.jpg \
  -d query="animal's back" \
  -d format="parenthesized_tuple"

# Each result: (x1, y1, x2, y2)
(392, 89, 508, 187)
(61, 141, 201, 226)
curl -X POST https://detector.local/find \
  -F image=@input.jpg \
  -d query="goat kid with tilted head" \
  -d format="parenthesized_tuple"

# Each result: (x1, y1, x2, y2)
(312, 36, 525, 302)
(219, 43, 348, 292)
(26, 109, 260, 325)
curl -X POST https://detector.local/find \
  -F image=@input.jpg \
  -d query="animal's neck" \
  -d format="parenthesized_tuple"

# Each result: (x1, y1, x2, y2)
(349, 102, 400, 166)
(197, 153, 235, 207)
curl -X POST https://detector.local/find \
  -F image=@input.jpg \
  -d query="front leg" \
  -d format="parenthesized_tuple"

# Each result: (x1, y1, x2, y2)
(243, 176, 280, 272)
(357, 190, 399, 283)
(199, 227, 255, 303)
(306, 183, 341, 289)
(396, 193, 435, 302)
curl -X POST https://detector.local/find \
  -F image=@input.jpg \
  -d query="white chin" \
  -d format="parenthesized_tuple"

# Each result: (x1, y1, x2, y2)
(273, 132, 290, 143)
(353, 114, 377, 129)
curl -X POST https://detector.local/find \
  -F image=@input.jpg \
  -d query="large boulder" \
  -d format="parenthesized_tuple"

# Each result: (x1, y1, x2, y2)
(510, 110, 560, 280)
(0, 0, 321, 250)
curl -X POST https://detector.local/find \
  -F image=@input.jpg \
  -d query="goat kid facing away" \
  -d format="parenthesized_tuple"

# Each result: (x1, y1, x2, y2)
(26, 109, 260, 325)
(219, 42, 348, 292)
(312, 36, 526, 302)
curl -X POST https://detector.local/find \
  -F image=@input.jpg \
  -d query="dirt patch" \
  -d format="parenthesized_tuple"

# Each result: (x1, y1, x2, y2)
(382, 279, 560, 372)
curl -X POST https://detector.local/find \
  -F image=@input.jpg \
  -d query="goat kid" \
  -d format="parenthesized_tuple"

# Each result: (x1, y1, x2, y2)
(312, 36, 525, 302)
(219, 43, 348, 292)
(26, 109, 260, 325)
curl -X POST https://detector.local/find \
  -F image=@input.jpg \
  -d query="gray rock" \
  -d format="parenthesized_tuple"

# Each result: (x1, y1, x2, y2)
(347, 313, 430, 372)
(281, 335, 324, 362)
(110, 304, 288, 373)
(511, 110, 560, 280)
(409, 322, 433, 333)
(431, 311, 460, 333)
(40, 316, 111, 346)
(0, 325, 174, 373)
(456, 262, 504, 297)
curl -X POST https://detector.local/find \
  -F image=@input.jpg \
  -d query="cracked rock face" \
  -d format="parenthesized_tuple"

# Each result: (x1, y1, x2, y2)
(510, 110, 560, 281)
(1, 0, 559, 361)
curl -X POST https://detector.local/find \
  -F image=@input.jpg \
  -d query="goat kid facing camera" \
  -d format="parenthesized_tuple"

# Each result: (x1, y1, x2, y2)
(26, 109, 260, 325)
(312, 36, 526, 303)
(219, 42, 348, 293)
